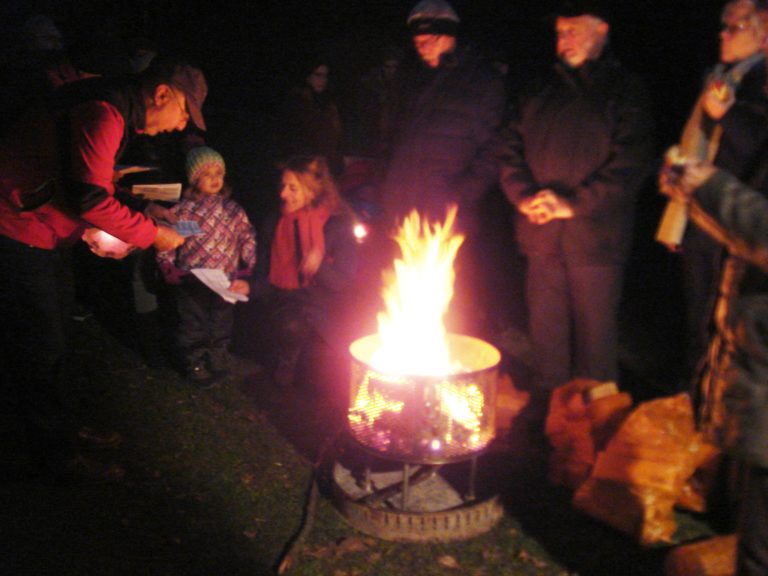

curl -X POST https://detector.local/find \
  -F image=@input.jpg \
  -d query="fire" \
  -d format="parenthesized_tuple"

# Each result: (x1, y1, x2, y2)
(372, 205, 464, 376)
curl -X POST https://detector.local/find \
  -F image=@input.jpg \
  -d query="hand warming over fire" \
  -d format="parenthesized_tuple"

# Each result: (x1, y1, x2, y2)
(301, 246, 324, 278)
(520, 189, 574, 224)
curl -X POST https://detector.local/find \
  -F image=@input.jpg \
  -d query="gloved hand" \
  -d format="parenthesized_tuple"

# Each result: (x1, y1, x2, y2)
(159, 261, 188, 285)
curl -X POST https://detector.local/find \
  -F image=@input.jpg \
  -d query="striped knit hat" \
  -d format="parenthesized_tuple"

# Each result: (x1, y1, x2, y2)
(185, 146, 225, 183)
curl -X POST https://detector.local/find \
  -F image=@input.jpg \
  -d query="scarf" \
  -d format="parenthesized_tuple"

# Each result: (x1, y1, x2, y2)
(269, 206, 330, 289)
(680, 52, 765, 161)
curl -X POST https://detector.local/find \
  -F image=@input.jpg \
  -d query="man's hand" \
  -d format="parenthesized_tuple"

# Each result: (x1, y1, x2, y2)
(659, 159, 717, 204)
(145, 202, 178, 224)
(229, 279, 250, 296)
(519, 189, 574, 225)
(153, 225, 185, 252)
(702, 79, 735, 121)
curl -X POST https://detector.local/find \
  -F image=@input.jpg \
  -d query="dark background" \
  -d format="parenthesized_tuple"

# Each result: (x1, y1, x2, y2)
(0, 0, 736, 392)
(0, 0, 727, 147)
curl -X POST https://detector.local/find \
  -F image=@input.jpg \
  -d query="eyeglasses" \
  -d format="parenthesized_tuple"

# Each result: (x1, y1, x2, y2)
(721, 19, 752, 35)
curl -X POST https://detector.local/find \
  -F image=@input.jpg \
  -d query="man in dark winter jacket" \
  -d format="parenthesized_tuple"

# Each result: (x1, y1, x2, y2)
(660, 159, 768, 576)
(379, 0, 506, 335)
(497, 1, 654, 417)
(0, 57, 207, 481)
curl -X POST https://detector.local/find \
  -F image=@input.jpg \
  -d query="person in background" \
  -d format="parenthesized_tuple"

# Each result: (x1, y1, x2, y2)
(666, 0, 768, 389)
(660, 159, 768, 576)
(0, 56, 205, 481)
(349, 44, 403, 158)
(497, 0, 654, 425)
(252, 155, 358, 388)
(274, 58, 344, 177)
(156, 147, 256, 388)
(379, 0, 506, 337)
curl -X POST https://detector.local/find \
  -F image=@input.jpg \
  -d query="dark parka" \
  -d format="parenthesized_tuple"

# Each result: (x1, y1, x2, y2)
(380, 44, 506, 231)
(498, 54, 654, 264)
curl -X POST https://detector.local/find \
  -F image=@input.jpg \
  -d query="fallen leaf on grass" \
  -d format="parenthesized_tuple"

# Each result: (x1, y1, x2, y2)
(335, 537, 368, 555)
(438, 555, 460, 569)
(242, 407, 262, 423)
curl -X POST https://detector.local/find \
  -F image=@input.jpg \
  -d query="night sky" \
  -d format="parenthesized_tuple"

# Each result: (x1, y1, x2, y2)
(0, 0, 736, 154)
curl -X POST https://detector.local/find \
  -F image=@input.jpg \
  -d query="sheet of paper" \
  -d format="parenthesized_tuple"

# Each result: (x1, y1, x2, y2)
(191, 268, 248, 304)
(175, 220, 204, 237)
(131, 183, 182, 202)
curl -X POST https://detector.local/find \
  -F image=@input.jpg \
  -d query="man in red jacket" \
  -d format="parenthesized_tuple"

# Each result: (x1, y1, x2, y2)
(0, 57, 207, 481)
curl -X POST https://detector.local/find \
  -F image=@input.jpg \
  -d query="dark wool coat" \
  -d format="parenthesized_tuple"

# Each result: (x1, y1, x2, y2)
(498, 55, 655, 264)
(380, 45, 506, 231)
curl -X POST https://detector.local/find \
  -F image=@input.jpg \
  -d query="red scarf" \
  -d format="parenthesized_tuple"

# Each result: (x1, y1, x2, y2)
(269, 206, 330, 289)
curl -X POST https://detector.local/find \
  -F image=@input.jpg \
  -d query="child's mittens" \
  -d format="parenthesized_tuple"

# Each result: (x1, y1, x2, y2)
(159, 261, 188, 285)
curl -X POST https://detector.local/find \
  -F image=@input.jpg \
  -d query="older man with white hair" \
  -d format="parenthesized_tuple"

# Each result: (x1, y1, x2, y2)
(498, 0, 654, 425)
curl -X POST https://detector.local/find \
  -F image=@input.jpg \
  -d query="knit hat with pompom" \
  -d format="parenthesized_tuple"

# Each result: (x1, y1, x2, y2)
(185, 146, 225, 184)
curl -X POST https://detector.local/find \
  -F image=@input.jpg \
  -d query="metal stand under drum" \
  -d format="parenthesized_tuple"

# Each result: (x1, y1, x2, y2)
(330, 435, 504, 542)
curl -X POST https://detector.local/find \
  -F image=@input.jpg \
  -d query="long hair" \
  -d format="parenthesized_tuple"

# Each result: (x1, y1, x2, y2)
(279, 155, 349, 215)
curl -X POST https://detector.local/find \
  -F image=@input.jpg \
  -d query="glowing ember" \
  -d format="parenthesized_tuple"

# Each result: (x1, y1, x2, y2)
(372, 205, 464, 376)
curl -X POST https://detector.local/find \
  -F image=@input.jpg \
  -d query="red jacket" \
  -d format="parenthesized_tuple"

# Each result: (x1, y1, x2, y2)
(0, 82, 157, 250)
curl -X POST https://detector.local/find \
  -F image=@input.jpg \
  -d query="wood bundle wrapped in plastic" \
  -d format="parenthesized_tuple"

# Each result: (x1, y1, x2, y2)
(545, 379, 632, 489)
(664, 534, 737, 576)
(573, 393, 707, 545)
(676, 440, 721, 513)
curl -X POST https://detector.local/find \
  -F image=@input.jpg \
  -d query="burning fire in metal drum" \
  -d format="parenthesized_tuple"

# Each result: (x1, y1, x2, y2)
(348, 206, 500, 464)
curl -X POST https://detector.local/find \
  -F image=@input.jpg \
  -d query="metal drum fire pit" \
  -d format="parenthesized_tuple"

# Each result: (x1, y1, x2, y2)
(331, 332, 504, 542)
(348, 332, 499, 464)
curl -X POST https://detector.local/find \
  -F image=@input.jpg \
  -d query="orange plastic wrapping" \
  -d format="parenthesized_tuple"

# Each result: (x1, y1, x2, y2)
(545, 379, 632, 489)
(664, 534, 737, 576)
(573, 393, 709, 545)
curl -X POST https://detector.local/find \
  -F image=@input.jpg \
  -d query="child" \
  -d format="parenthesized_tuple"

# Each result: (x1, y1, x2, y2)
(253, 155, 358, 387)
(157, 146, 256, 387)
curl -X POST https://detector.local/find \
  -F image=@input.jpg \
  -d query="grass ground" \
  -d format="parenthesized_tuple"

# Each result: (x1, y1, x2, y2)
(1, 309, 721, 576)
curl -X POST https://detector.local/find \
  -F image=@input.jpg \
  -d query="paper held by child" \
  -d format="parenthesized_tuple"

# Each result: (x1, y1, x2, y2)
(191, 268, 248, 304)
(131, 183, 182, 202)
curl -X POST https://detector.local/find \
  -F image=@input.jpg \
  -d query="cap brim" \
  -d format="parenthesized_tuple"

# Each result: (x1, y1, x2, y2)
(186, 99, 206, 131)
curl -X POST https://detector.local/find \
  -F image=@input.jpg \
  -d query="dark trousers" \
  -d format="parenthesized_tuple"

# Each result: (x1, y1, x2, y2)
(175, 278, 234, 362)
(0, 236, 77, 460)
(738, 465, 768, 576)
(526, 252, 623, 392)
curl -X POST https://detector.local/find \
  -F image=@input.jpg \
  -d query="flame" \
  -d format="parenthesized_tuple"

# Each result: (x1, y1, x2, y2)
(371, 205, 464, 376)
